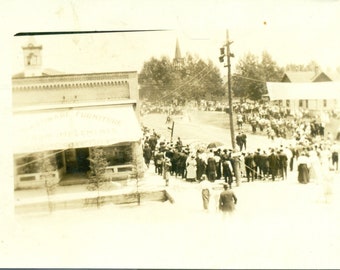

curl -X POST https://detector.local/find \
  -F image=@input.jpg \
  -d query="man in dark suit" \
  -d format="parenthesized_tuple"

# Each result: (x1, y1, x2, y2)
(219, 183, 237, 214)
(278, 149, 288, 180)
(253, 148, 261, 180)
(244, 152, 255, 182)
(267, 149, 280, 181)
(236, 133, 243, 151)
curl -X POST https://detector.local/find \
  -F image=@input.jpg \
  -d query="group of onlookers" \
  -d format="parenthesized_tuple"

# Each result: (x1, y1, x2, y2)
(142, 121, 339, 189)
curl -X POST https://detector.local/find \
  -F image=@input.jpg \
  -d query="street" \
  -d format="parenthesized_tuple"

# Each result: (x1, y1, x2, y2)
(1, 111, 340, 268)
(2, 160, 340, 268)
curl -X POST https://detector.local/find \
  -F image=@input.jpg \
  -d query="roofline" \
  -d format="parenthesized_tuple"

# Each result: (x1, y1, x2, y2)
(12, 70, 138, 80)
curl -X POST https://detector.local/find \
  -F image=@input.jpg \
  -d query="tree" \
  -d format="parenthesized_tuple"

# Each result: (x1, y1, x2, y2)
(260, 51, 284, 82)
(232, 51, 283, 100)
(87, 147, 109, 208)
(37, 151, 58, 213)
(138, 54, 225, 103)
(285, 60, 320, 72)
(232, 52, 263, 100)
(138, 56, 176, 101)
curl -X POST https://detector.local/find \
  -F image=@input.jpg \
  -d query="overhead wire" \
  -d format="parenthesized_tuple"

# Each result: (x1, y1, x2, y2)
(140, 64, 212, 101)
(15, 149, 66, 169)
(232, 74, 268, 84)
(164, 67, 215, 100)
(14, 69, 268, 169)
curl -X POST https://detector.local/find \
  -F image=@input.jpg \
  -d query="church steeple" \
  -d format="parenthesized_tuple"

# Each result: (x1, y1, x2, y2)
(22, 36, 43, 77)
(173, 38, 184, 69)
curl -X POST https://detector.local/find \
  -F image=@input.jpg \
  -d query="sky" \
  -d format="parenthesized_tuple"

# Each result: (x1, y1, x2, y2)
(7, 0, 340, 77)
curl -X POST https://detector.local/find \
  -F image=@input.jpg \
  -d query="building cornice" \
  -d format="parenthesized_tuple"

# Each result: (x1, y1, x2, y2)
(12, 71, 137, 90)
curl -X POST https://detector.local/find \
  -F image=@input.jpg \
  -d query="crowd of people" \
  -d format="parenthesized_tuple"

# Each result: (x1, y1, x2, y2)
(141, 101, 339, 212)
(142, 128, 338, 187)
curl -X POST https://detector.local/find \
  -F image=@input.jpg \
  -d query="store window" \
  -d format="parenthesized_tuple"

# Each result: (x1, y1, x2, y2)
(16, 151, 57, 174)
(56, 151, 64, 169)
(323, 99, 327, 107)
(299, 100, 303, 107)
(103, 143, 133, 166)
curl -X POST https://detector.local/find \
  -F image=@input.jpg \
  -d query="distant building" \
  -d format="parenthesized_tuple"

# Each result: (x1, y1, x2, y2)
(12, 37, 144, 190)
(173, 38, 184, 69)
(269, 68, 340, 116)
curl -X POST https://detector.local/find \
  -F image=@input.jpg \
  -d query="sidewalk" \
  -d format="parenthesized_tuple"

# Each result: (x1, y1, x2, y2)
(14, 167, 173, 215)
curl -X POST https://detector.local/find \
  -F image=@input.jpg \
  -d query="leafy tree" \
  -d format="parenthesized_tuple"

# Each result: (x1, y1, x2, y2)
(139, 54, 225, 102)
(37, 151, 58, 213)
(87, 147, 109, 208)
(261, 51, 284, 82)
(232, 51, 283, 100)
(232, 52, 263, 100)
(138, 56, 175, 101)
(285, 60, 320, 72)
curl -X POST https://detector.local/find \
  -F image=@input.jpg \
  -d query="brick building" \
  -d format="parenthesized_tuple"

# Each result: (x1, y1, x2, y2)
(12, 37, 144, 190)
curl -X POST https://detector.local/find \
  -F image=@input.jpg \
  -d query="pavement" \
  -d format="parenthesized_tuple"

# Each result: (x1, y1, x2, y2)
(5, 160, 340, 268)
(14, 156, 340, 214)
(14, 164, 174, 214)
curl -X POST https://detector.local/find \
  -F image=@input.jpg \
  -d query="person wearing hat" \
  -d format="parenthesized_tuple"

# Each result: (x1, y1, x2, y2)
(143, 143, 152, 168)
(244, 151, 255, 182)
(219, 183, 237, 215)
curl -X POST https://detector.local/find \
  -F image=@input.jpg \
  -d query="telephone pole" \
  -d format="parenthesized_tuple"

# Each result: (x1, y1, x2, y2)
(219, 29, 235, 149)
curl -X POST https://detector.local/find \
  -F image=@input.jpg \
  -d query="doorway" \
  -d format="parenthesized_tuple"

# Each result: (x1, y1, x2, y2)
(65, 148, 90, 174)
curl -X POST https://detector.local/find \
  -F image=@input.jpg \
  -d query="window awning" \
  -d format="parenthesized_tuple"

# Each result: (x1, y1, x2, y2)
(13, 104, 143, 154)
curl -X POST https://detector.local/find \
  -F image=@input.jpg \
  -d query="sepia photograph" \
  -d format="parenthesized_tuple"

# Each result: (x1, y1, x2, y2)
(1, 0, 340, 268)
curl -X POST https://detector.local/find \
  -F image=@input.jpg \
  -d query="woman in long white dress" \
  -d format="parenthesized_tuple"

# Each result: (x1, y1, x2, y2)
(308, 147, 322, 184)
(186, 154, 197, 182)
(319, 145, 331, 170)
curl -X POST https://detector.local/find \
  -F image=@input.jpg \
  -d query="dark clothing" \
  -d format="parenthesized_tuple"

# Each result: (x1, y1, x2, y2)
(298, 164, 309, 184)
(253, 152, 261, 179)
(143, 146, 152, 167)
(332, 151, 338, 171)
(259, 153, 269, 179)
(222, 159, 233, 187)
(154, 151, 164, 175)
(206, 156, 217, 181)
(176, 152, 187, 178)
(236, 134, 243, 151)
(244, 154, 255, 182)
(241, 133, 247, 151)
(267, 152, 279, 181)
(171, 151, 180, 176)
(196, 156, 206, 181)
(289, 147, 296, 171)
(278, 152, 288, 179)
(219, 189, 237, 212)
(148, 136, 158, 152)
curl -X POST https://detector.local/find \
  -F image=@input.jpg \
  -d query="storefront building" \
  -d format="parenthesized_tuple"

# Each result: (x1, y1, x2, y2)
(12, 38, 144, 190)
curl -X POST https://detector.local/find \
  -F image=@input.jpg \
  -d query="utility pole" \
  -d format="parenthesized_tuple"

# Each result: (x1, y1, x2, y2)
(168, 121, 175, 142)
(219, 29, 235, 149)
